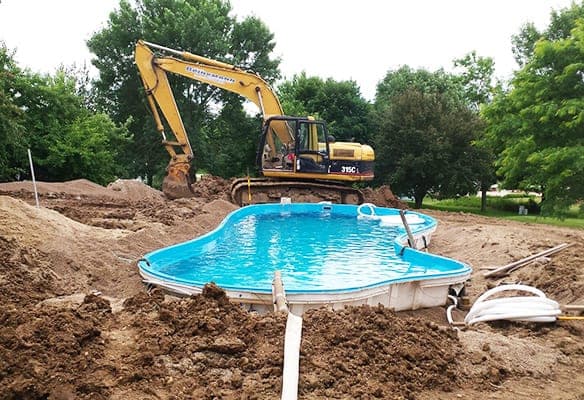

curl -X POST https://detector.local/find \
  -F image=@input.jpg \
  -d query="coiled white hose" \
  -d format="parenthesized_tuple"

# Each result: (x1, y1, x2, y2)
(464, 284, 561, 325)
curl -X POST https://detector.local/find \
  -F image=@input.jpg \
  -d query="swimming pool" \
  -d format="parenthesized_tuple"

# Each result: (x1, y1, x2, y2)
(138, 203, 471, 313)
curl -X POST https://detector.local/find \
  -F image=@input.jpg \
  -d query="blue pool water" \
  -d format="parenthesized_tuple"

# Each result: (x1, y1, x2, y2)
(139, 203, 471, 293)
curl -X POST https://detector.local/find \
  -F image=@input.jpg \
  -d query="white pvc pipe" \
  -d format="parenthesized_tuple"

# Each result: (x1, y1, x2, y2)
(27, 148, 40, 208)
(272, 271, 288, 313)
(464, 284, 561, 325)
(446, 295, 458, 325)
(281, 312, 303, 400)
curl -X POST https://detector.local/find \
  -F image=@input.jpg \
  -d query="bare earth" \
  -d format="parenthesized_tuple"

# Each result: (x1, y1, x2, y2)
(0, 178, 582, 400)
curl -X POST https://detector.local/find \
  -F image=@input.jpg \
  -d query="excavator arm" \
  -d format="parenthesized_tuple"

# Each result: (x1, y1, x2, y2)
(135, 39, 375, 204)
(134, 40, 293, 198)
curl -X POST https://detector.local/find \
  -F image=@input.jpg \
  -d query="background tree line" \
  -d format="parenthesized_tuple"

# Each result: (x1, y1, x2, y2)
(0, 0, 582, 215)
(0, 45, 130, 185)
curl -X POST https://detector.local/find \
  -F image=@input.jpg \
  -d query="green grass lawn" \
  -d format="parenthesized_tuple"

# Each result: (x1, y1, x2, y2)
(408, 196, 584, 229)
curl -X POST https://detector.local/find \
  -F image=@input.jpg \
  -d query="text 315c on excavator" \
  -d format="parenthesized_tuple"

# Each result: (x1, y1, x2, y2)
(134, 40, 375, 205)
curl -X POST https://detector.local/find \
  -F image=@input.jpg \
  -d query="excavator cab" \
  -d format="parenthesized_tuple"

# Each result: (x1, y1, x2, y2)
(258, 116, 332, 175)
(295, 119, 330, 173)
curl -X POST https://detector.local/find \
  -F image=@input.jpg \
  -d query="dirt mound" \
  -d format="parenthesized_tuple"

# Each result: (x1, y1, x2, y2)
(427, 209, 584, 306)
(0, 236, 62, 307)
(300, 305, 461, 399)
(124, 284, 287, 398)
(361, 185, 405, 208)
(0, 178, 121, 199)
(0, 284, 466, 399)
(0, 178, 168, 204)
(0, 196, 128, 248)
(0, 284, 284, 399)
(107, 179, 165, 202)
(191, 175, 232, 202)
(516, 243, 584, 305)
(458, 329, 569, 382)
(0, 294, 112, 400)
(0, 195, 143, 297)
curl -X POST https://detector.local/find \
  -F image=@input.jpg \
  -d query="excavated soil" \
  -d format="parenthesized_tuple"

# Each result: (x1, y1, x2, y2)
(0, 178, 582, 399)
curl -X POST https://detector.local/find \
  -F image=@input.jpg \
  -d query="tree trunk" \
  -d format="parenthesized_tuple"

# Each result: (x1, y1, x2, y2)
(480, 181, 488, 212)
(414, 194, 425, 209)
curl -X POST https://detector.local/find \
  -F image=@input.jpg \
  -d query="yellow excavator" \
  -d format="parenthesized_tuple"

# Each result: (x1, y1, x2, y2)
(134, 40, 375, 205)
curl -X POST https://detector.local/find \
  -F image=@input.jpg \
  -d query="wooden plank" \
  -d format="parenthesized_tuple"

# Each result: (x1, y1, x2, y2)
(484, 243, 572, 278)
(562, 305, 584, 312)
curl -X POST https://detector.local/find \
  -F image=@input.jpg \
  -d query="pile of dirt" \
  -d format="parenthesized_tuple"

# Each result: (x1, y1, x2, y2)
(0, 195, 140, 297)
(0, 194, 239, 299)
(0, 176, 230, 204)
(426, 209, 584, 306)
(191, 175, 232, 202)
(361, 185, 405, 208)
(120, 285, 287, 399)
(0, 178, 235, 230)
(299, 306, 461, 399)
(0, 196, 128, 248)
(0, 236, 62, 307)
(107, 179, 165, 202)
(0, 282, 468, 399)
(516, 243, 584, 305)
(0, 293, 113, 400)
(0, 179, 122, 200)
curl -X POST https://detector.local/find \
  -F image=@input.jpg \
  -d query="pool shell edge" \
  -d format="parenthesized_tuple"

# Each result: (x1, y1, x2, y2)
(137, 203, 472, 313)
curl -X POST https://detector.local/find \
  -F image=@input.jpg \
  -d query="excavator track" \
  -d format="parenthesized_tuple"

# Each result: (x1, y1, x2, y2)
(230, 178, 364, 206)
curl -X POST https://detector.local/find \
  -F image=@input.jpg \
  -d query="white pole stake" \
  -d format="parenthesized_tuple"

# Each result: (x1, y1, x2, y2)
(27, 148, 40, 208)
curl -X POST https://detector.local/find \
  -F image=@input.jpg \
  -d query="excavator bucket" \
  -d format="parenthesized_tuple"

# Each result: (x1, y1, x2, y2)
(161, 162, 195, 199)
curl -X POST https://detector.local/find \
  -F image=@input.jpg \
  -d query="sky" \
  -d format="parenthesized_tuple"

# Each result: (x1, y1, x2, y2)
(0, 0, 576, 100)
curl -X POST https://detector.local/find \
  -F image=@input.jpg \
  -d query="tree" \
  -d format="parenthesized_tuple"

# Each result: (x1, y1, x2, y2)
(484, 18, 584, 215)
(277, 72, 372, 143)
(87, 0, 280, 183)
(1, 45, 131, 184)
(375, 66, 464, 106)
(0, 42, 27, 181)
(453, 51, 497, 110)
(205, 94, 259, 178)
(512, 2, 584, 67)
(45, 114, 131, 185)
(278, 73, 324, 117)
(373, 67, 485, 208)
(11, 70, 86, 181)
(511, 22, 541, 68)
(454, 51, 499, 211)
